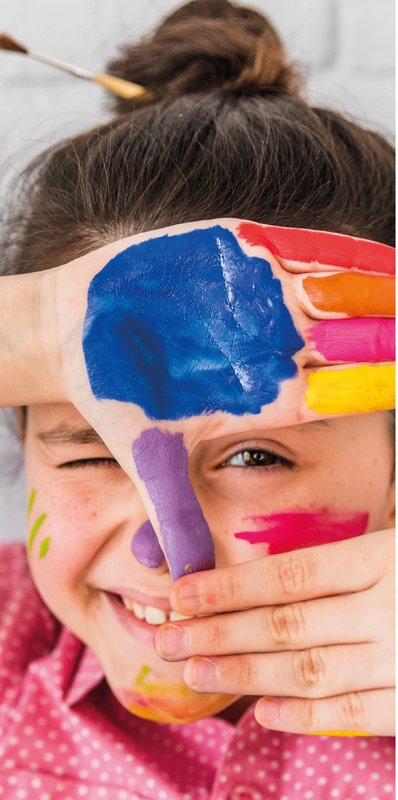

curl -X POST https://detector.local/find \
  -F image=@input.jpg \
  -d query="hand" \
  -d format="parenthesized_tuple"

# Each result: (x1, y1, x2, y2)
(52, 219, 394, 581)
(154, 529, 395, 736)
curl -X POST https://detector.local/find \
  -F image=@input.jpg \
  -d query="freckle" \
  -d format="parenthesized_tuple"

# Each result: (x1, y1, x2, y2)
(206, 592, 217, 605)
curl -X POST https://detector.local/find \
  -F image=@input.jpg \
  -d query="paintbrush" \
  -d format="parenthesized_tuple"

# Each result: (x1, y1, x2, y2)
(0, 33, 151, 100)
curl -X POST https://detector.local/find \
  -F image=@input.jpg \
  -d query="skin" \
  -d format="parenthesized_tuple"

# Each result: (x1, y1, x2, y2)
(24, 403, 394, 727)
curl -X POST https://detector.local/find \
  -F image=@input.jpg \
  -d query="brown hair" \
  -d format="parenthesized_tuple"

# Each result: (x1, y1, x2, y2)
(0, 0, 395, 279)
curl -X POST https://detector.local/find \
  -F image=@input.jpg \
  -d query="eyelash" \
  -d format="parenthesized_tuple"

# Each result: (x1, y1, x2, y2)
(221, 448, 296, 472)
(57, 458, 120, 469)
(57, 449, 296, 473)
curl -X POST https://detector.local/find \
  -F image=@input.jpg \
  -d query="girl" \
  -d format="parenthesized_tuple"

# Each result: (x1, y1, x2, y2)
(0, 1, 394, 797)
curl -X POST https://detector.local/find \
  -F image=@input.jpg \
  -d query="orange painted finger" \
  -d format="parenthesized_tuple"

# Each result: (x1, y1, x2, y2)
(297, 272, 395, 319)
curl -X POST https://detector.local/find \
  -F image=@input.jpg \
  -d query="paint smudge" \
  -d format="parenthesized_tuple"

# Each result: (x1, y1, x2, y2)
(237, 220, 395, 275)
(132, 428, 215, 580)
(234, 509, 369, 555)
(39, 536, 51, 559)
(306, 363, 395, 414)
(82, 225, 304, 419)
(118, 678, 236, 724)
(27, 488, 36, 518)
(28, 513, 47, 556)
(135, 665, 151, 685)
(130, 520, 164, 568)
(303, 273, 394, 317)
(307, 318, 395, 363)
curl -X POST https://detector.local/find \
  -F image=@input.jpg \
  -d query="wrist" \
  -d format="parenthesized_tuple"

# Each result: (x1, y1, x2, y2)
(0, 269, 65, 407)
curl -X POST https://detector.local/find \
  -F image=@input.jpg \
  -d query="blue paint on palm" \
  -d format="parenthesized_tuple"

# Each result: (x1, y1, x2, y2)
(82, 226, 304, 419)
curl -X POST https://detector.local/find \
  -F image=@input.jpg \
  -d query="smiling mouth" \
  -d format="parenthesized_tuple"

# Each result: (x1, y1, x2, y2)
(109, 593, 192, 626)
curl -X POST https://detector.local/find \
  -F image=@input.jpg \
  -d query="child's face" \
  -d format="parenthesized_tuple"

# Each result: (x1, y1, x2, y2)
(24, 403, 394, 724)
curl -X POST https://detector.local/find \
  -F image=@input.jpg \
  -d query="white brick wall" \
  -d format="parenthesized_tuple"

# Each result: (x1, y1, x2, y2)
(0, 0, 395, 543)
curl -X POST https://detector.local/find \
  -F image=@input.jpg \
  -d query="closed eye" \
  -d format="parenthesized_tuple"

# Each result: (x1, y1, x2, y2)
(57, 458, 120, 469)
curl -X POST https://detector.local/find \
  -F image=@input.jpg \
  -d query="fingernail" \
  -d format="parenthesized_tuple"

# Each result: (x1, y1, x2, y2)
(175, 582, 200, 613)
(257, 698, 282, 723)
(155, 624, 187, 657)
(187, 657, 217, 687)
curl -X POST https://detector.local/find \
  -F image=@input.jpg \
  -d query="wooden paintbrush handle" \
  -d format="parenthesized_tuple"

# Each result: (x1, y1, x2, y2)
(94, 72, 151, 100)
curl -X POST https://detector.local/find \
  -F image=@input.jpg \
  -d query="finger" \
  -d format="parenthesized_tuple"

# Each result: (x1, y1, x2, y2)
(182, 642, 393, 698)
(236, 220, 395, 275)
(305, 362, 395, 415)
(305, 318, 395, 364)
(132, 426, 215, 580)
(297, 272, 395, 319)
(254, 688, 396, 737)
(155, 589, 380, 661)
(170, 530, 392, 616)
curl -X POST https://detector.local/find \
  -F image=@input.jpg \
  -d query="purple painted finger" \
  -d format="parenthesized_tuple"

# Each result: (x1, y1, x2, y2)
(132, 428, 215, 581)
(307, 318, 395, 363)
(131, 520, 165, 568)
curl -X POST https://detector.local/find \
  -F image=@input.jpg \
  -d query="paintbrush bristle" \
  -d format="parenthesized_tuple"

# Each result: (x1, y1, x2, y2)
(0, 34, 28, 54)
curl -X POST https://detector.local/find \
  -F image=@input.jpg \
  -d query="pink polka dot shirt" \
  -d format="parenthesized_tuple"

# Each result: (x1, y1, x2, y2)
(0, 544, 395, 799)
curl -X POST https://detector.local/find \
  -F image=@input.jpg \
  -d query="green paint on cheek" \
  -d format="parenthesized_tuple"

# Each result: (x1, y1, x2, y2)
(39, 536, 51, 559)
(27, 489, 37, 519)
(28, 513, 47, 555)
(135, 665, 151, 685)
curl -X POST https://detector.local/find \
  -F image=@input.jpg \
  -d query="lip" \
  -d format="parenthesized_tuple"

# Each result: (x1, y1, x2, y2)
(105, 591, 159, 647)
(104, 586, 172, 611)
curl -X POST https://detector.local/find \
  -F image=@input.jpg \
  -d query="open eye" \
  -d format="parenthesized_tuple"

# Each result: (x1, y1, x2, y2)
(221, 448, 296, 471)
(57, 457, 120, 469)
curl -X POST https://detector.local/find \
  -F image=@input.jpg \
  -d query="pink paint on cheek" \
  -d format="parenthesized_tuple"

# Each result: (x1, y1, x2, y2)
(234, 509, 369, 555)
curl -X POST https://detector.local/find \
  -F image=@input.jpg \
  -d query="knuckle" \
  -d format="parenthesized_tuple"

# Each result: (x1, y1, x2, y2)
(276, 554, 315, 597)
(203, 618, 224, 650)
(267, 603, 305, 647)
(218, 570, 240, 609)
(302, 698, 317, 731)
(292, 647, 328, 696)
(336, 691, 369, 730)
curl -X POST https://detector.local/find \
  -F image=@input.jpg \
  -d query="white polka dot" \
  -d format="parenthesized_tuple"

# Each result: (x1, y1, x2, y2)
(294, 759, 304, 768)
(77, 789, 88, 797)
(304, 792, 314, 799)
(31, 779, 42, 789)
(371, 773, 380, 780)
(330, 791, 340, 798)
(343, 774, 353, 782)
(383, 786, 394, 794)
(344, 750, 354, 759)
(305, 768, 315, 776)
(319, 754, 328, 763)
(281, 773, 291, 782)
(317, 777, 327, 785)
(356, 788, 367, 795)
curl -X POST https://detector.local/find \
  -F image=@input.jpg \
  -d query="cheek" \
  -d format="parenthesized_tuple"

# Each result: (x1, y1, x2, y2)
(233, 508, 370, 555)
(26, 479, 103, 586)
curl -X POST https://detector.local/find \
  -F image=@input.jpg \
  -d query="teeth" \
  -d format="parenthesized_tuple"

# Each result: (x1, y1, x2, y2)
(132, 601, 145, 619)
(145, 605, 168, 625)
(121, 596, 175, 625)
(169, 611, 193, 621)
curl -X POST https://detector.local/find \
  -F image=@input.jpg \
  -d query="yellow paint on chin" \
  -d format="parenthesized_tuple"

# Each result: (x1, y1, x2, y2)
(306, 364, 395, 415)
(126, 668, 236, 724)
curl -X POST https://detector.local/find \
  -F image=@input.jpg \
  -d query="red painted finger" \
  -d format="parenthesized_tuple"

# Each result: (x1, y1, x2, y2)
(237, 220, 395, 275)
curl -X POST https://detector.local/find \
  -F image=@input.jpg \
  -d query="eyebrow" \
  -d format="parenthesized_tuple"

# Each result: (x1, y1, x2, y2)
(36, 425, 105, 446)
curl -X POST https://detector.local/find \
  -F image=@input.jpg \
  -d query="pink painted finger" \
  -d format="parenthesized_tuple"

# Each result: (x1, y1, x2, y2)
(306, 318, 395, 364)
(236, 220, 395, 275)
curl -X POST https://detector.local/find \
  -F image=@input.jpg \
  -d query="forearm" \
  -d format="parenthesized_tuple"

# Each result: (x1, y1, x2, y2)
(0, 269, 65, 407)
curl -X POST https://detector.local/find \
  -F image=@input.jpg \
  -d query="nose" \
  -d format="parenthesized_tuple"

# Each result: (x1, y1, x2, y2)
(130, 519, 165, 569)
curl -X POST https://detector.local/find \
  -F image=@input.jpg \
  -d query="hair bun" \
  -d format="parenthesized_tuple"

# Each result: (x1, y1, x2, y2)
(107, 0, 303, 112)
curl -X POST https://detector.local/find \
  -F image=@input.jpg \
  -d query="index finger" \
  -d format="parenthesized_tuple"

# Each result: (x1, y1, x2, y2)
(169, 530, 391, 615)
